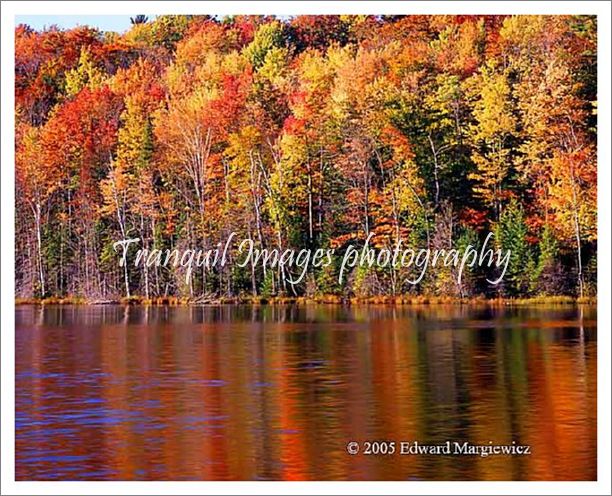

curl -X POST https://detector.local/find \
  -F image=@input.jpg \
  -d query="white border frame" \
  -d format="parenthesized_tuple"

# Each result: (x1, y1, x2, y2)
(1, 2, 610, 495)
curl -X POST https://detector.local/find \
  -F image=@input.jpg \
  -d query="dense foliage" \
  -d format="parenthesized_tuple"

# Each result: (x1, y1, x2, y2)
(15, 15, 597, 300)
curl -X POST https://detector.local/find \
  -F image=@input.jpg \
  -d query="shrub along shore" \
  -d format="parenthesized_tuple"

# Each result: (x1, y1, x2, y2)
(16, 295, 597, 306)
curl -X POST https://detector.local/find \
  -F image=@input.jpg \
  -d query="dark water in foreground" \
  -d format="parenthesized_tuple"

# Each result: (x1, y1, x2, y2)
(15, 304, 596, 481)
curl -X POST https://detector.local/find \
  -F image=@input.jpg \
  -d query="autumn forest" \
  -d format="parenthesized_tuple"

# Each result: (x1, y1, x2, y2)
(15, 15, 597, 302)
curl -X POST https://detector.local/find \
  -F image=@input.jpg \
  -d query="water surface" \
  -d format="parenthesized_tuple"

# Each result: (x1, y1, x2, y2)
(15, 304, 597, 480)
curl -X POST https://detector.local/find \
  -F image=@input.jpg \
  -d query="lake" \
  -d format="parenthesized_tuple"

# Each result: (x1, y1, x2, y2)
(15, 304, 597, 481)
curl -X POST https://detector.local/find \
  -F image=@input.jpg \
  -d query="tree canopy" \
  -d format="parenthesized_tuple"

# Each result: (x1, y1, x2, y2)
(15, 15, 597, 300)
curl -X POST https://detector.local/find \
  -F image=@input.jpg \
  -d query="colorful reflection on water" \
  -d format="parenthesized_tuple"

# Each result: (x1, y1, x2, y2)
(15, 304, 596, 480)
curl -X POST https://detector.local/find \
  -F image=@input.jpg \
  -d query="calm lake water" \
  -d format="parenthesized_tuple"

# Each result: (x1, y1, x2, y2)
(15, 304, 596, 481)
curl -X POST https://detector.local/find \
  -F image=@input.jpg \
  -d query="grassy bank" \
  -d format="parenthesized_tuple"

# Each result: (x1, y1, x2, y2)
(15, 295, 597, 306)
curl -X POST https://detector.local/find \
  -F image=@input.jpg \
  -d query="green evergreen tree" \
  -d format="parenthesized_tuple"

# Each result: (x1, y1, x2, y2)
(494, 199, 532, 296)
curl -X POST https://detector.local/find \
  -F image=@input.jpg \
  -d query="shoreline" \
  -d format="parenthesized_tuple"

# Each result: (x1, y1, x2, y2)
(15, 295, 597, 306)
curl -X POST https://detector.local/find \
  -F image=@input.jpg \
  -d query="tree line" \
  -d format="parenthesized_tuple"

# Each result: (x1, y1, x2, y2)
(15, 15, 597, 300)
